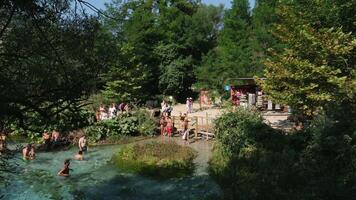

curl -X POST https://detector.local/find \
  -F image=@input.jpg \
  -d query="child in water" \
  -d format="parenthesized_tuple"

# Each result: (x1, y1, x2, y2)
(58, 159, 71, 177)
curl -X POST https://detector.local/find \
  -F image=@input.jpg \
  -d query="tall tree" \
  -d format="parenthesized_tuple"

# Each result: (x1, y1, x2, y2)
(195, 0, 256, 92)
(260, 0, 356, 118)
(0, 0, 112, 132)
(103, 0, 223, 101)
(157, 2, 223, 99)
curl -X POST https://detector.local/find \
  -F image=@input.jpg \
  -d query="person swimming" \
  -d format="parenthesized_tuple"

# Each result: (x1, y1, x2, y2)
(58, 159, 71, 177)
(22, 144, 32, 160)
(29, 145, 36, 160)
(74, 150, 84, 161)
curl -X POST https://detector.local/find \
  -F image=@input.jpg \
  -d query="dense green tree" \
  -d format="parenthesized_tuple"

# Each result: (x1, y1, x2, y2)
(195, 0, 280, 92)
(103, 0, 222, 101)
(260, 0, 356, 117)
(157, 3, 223, 99)
(0, 0, 112, 132)
(101, 43, 150, 103)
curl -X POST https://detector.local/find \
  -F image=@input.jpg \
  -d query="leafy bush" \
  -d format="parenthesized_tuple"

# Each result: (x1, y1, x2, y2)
(84, 114, 138, 142)
(209, 107, 356, 200)
(112, 141, 197, 179)
(9, 107, 93, 142)
(214, 108, 270, 157)
(134, 108, 157, 136)
(84, 109, 156, 142)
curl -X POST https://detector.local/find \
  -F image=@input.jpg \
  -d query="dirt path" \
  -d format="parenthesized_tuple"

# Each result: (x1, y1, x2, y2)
(149, 136, 215, 176)
(170, 103, 292, 130)
(170, 103, 222, 118)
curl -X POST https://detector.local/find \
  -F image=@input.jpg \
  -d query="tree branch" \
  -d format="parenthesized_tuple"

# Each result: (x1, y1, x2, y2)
(0, 4, 15, 39)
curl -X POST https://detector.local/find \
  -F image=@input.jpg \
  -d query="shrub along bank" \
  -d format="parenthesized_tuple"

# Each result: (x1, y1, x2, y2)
(112, 141, 197, 179)
(84, 109, 156, 143)
(209, 108, 356, 200)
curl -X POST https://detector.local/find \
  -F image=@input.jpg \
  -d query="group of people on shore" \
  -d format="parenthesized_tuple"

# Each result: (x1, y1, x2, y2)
(159, 112, 190, 144)
(95, 103, 129, 121)
(160, 113, 174, 137)
(21, 133, 88, 177)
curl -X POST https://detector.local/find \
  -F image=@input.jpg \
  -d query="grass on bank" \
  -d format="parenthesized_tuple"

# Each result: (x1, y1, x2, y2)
(112, 141, 197, 179)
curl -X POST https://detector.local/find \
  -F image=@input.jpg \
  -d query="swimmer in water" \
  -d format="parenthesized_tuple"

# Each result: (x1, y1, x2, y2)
(22, 144, 32, 160)
(74, 150, 84, 161)
(58, 159, 71, 177)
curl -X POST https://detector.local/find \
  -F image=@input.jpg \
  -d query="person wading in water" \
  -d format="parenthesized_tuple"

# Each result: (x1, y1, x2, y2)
(58, 159, 72, 177)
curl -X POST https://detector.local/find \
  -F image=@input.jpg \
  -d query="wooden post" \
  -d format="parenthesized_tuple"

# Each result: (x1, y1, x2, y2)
(173, 116, 176, 129)
(206, 112, 209, 128)
(195, 116, 198, 138)
(199, 91, 202, 111)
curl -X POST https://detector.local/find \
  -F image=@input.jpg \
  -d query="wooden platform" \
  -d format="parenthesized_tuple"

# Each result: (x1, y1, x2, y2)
(171, 115, 215, 139)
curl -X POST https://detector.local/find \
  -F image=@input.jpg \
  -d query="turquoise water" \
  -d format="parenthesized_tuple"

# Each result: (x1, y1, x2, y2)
(1, 142, 221, 200)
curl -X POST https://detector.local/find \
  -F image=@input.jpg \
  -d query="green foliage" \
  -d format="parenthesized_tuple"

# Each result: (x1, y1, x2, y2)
(85, 116, 137, 142)
(260, 1, 356, 117)
(9, 106, 93, 141)
(0, 1, 111, 132)
(101, 43, 151, 103)
(195, 0, 280, 93)
(214, 108, 270, 156)
(84, 109, 156, 142)
(112, 141, 197, 179)
(103, 1, 223, 101)
(134, 109, 157, 136)
(210, 108, 356, 200)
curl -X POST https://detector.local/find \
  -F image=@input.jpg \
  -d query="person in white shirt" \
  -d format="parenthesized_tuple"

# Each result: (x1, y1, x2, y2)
(108, 103, 117, 119)
(99, 105, 108, 120)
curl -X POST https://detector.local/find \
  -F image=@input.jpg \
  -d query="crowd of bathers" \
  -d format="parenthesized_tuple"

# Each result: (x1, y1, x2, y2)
(160, 112, 190, 144)
(21, 132, 88, 177)
(15, 99, 195, 177)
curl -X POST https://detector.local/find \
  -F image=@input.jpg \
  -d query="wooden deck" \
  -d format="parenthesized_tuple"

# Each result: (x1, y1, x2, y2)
(172, 115, 215, 140)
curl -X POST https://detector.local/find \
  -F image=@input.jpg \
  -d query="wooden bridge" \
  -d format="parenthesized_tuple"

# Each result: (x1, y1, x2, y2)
(171, 115, 215, 140)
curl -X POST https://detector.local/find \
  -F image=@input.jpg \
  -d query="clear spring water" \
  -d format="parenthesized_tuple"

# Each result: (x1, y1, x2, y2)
(1, 140, 221, 200)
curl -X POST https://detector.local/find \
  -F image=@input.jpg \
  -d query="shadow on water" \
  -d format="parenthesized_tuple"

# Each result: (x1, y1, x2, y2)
(79, 172, 221, 200)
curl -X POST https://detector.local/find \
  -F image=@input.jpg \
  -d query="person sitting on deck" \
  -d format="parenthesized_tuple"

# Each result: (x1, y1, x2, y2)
(58, 159, 71, 177)
(74, 150, 84, 161)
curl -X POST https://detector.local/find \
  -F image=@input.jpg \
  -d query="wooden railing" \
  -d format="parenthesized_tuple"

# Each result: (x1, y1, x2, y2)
(171, 114, 215, 139)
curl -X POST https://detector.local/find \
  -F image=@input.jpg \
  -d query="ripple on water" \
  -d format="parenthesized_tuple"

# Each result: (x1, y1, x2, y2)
(1, 142, 221, 200)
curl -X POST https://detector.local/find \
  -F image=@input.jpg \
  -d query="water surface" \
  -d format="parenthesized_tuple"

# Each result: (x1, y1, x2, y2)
(1, 139, 221, 200)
